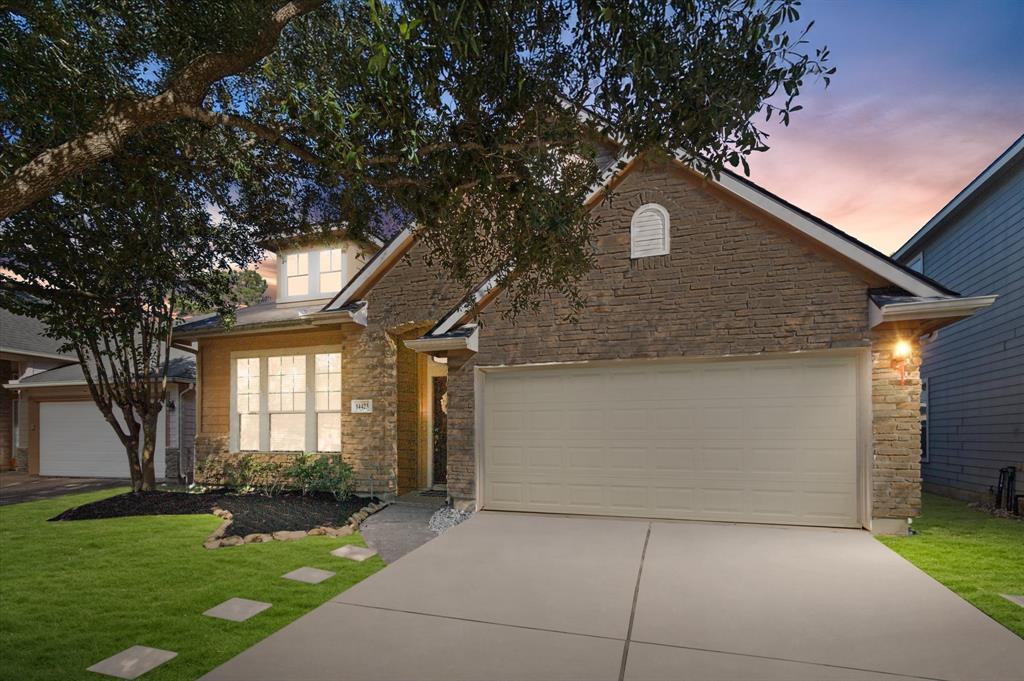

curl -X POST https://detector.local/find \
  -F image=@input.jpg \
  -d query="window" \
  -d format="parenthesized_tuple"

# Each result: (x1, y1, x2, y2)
(280, 247, 350, 300)
(231, 348, 342, 453)
(920, 379, 929, 463)
(631, 203, 670, 258)
(285, 252, 309, 296)
(319, 249, 343, 293)
(908, 253, 924, 274)
(236, 358, 261, 451)
(315, 352, 342, 452)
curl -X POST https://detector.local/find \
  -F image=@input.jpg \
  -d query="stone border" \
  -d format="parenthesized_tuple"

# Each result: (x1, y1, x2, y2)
(203, 499, 390, 549)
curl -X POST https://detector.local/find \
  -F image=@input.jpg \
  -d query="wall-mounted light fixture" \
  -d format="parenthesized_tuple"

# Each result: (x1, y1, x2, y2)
(167, 399, 176, 413)
(432, 356, 448, 365)
(891, 339, 912, 385)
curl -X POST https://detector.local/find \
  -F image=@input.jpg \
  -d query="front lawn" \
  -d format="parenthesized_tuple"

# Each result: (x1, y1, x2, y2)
(878, 493, 1024, 638)
(0, 488, 384, 680)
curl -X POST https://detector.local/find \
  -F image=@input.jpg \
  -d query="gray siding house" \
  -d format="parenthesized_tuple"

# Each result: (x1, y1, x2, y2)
(895, 134, 1024, 503)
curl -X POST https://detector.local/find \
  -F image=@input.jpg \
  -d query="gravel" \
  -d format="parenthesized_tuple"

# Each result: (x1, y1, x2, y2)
(428, 506, 473, 535)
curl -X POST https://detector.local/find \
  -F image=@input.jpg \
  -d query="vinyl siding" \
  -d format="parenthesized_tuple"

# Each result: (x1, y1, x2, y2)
(911, 157, 1024, 499)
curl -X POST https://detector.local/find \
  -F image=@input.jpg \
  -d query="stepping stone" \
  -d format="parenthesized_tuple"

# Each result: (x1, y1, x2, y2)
(203, 597, 272, 622)
(331, 545, 378, 562)
(282, 567, 335, 584)
(1001, 594, 1024, 608)
(87, 646, 177, 679)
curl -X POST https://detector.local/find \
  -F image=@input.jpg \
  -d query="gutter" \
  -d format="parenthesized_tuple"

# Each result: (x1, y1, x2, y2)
(404, 326, 480, 356)
(869, 295, 998, 328)
(173, 304, 366, 341)
(0, 346, 76, 362)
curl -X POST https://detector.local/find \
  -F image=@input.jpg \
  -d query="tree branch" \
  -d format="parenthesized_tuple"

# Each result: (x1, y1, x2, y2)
(0, 0, 326, 220)
(178, 105, 324, 166)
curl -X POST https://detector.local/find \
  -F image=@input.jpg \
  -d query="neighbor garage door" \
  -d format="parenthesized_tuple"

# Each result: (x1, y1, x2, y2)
(482, 354, 861, 527)
(40, 401, 166, 478)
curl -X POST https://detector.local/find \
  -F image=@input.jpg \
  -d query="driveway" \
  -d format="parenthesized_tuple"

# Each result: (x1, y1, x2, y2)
(0, 471, 125, 505)
(202, 513, 1024, 681)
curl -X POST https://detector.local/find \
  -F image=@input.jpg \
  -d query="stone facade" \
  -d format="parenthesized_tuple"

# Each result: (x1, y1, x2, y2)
(870, 329, 923, 520)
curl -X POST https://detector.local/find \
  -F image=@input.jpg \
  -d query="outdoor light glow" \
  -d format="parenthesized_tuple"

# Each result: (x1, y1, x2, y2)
(894, 340, 912, 359)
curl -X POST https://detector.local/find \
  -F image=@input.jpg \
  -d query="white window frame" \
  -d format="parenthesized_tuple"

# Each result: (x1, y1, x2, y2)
(278, 247, 351, 301)
(630, 203, 671, 259)
(229, 345, 342, 453)
(908, 252, 924, 274)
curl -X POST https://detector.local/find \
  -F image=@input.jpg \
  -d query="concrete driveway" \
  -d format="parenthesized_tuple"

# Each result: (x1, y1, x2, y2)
(0, 471, 125, 505)
(202, 513, 1024, 681)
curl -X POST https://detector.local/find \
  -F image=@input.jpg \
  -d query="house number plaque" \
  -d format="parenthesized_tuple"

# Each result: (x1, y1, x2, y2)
(351, 399, 373, 414)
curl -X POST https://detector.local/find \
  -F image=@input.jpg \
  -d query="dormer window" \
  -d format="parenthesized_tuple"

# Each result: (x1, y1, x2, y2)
(631, 203, 670, 258)
(279, 246, 352, 301)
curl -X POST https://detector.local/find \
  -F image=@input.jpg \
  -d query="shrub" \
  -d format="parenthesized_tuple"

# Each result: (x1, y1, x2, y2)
(285, 453, 355, 500)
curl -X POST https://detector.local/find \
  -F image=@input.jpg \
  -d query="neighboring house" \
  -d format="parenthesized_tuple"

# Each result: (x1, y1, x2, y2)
(894, 134, 1023, 504)
(1, 307, 196, 480)
(176, 140, 995, 534)
(0, 307, 77, 471)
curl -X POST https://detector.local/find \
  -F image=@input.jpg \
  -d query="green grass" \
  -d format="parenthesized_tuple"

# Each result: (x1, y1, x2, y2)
(878, 493, 1024, 638)
(0, 488, 384, 680)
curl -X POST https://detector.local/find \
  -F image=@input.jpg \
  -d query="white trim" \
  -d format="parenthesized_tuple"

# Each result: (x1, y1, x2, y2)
(3, 377, 192, 390)
(229, 344, 343, 454)
(405, 326, 480, 355)
(324, 228, 416, 310)
(630, 202, 671, 258)
(278, 245, 352, 303)
(431, 270, 505, 336)
(895, 135, 1024, 260)
(869, 295, 998, 328)
(0, 347, 75, 362)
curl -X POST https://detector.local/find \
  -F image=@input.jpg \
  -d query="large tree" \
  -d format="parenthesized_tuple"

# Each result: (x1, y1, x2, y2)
(0, 130, 263, 491)
(2, 0, 833, 313)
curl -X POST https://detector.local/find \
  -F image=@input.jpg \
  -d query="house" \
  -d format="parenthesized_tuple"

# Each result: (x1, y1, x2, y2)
(894, 134, 1023, 504)
(173, 231, 379, 477)
(1, 306, 197, 480)
(176, 142, 996, 535)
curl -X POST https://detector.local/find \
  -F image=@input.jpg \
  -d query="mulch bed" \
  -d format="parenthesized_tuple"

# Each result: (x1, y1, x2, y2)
(50, 491, 374, 536)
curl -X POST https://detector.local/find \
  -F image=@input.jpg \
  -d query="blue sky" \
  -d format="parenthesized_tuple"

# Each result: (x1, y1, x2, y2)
(747, 0, 1023, 254)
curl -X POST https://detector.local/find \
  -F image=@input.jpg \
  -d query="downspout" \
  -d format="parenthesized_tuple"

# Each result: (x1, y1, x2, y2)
(178, 383, 195, 485)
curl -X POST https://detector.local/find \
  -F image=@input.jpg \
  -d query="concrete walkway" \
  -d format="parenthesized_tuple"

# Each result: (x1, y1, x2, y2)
(202, 513, 1024, 681)
(359, 491, 446, 563)
(0, 471, 125, 505)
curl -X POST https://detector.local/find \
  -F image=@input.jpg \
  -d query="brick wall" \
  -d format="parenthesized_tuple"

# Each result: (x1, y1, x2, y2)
(870, 329, 923, 519)
(443, 159, 880, 503)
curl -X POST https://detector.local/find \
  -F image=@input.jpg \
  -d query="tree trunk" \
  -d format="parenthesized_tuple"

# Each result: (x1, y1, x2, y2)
(124, 439, 144, 493)
(140, 413, 159, 492)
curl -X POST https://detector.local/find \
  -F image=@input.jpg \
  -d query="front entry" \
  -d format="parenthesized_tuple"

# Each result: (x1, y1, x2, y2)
(428, 364, 448, 489)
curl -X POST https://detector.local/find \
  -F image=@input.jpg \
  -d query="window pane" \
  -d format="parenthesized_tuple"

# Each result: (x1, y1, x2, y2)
(236, 358, 260, 413)
(268, 355, 305, 413)
(287, 274, 309, 296)
(315, 352, 342, 413)
(270, 413, 305, 451)
(319, 248, 342, 272)
(286, 252, 309, 275)
(239, 413, 260, 451)
(317, 412, 341, 452)
(319, 270, 342, 292)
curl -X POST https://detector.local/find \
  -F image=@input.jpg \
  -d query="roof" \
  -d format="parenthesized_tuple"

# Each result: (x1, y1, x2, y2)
(894, 134, 1024, 261)
(0, 307, 76, 361)
(173, 298, 366, 339)
(11, 347, 195, 388)
(259, 224, 385, 254)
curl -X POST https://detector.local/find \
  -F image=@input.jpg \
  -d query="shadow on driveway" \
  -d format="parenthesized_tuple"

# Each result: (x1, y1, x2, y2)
(0, 472, 125, 506)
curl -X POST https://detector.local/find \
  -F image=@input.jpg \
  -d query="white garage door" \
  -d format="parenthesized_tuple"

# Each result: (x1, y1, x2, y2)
(40, 402, 166, 479)
(482, 354, 861, 527)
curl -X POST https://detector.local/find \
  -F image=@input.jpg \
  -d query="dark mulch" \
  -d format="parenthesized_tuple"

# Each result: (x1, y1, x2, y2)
(49, 490, 374, 536)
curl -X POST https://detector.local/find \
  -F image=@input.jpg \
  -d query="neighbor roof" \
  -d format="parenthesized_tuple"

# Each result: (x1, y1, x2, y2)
(11, 348, 195, 388)
(173, 298, 366, 339)
(894, 134, 1024, 261)
(0, 306, 76, 361)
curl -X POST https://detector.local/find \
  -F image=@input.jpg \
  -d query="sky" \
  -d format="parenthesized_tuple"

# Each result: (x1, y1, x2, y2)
(745, 0, 1024, 255)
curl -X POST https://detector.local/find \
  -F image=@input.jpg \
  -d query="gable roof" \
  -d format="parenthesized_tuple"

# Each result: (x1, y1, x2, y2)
(0, 306, 76, 361)
(894, 133, 1024, 261)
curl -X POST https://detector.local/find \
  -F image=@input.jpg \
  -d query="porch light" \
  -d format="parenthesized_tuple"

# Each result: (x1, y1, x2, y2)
(433, 356, 448, 365)
(891, 339, 913, 385)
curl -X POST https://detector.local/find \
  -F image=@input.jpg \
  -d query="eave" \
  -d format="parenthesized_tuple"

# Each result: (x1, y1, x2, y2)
(869, 295, 998, 335)
(404, 325, 479, 367)
(172, 302, 367, 341)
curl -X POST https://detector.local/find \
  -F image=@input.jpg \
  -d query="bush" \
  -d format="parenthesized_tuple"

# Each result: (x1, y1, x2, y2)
(285, 453, 355, 500)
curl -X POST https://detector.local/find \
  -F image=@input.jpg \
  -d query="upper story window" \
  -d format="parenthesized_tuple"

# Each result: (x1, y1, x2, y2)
(631, 203, 670, 258)
(280, 246, 351, 301)
(908, 253, 924, 274)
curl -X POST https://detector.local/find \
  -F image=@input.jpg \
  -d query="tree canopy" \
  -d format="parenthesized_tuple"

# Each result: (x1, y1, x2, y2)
(1, 0, 833, 312)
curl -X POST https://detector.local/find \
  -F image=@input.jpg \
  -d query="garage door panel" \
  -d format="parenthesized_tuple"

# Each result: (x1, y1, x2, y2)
(40, 401, 165, 479)
(483, 354, 861, 528)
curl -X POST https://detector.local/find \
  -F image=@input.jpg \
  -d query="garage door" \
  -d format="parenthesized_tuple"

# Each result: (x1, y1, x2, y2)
(40, 402, 166, 478)
(482, 354, 860, 527)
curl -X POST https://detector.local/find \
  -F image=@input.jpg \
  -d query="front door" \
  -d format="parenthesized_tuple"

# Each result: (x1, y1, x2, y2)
(431, 375, 448, 486)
